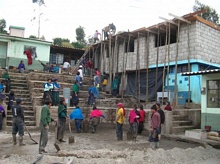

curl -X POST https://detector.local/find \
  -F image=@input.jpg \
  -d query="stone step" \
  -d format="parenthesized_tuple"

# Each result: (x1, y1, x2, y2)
(11, 82, 28, 87)
(6, 115, 36, 121)
(7, 110, 34, 116)
(10, 78, 27, 82)
(9, 93, 30, 98)
(172, 120, 193, 126)
(11, 86, 28, 90)
(7, 121, 36, 126)
(10, 89, 29, 94)
(172, 115, 188, 121)
(172, 125, 196, 134)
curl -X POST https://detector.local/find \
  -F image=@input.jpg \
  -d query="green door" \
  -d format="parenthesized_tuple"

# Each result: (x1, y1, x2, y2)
(0, 41, 7, 68)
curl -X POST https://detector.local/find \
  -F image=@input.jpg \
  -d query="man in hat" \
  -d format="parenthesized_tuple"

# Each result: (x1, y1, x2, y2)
(57, 98, 68, 142)
(12, 98, 25, 146)
(115, 103, 126, 140)
(52, 78, 60, 106)
(39, 99, 54, 154)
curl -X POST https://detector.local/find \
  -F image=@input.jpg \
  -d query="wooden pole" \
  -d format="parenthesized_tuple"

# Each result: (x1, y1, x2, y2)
(122, 39, 126, 98)
(187, 23, 191, 106)
(100, 42, 103, 73)
(167, 23, 171, 104)
(103, 43, 106, 73)
(136, 32, 140, 106)
(162, 23, 168, 106)
(122, 35, 130, 98)
(145, 32, 150, 105)
(174, 20, 180, 107)
(155, 27, 160, 103)
(109, 36, 112, 92)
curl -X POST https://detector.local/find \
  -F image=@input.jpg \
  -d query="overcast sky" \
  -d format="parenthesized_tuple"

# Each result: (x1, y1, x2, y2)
(0, 0, 220, 42)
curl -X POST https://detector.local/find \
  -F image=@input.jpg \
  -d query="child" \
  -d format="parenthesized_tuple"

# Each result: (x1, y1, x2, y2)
(0, 101, 6, 131)
(69, 105, 84, 133)
(88, 83, 98, 106)
(7, 91, 15, 110)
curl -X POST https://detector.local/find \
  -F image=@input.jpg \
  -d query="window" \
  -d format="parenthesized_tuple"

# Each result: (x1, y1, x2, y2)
(207, 80, 220, 108)
(106, 48, 109, 58)
(125, 40, 134, 52)
(24, 46, 37, 59)
(155, 29, 177, 47)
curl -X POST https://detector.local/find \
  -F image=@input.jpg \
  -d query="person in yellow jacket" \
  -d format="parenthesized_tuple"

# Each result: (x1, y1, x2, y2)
(101, 72, 108, 92)
(115, 103, 126, 140)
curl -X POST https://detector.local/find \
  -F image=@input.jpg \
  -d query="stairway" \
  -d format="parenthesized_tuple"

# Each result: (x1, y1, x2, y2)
(172, 111, 197, 134)
(5, 72, 36, 126)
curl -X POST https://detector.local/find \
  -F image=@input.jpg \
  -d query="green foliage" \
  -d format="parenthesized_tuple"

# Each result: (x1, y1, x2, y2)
(53, 38, 70, 46)
(29, 35, 37, 39)
(71, 42, 86, 49)
(0, 19, 7, 33)
(75, 26, 85, 43)
(193, 0, 220, 26)
(62, 42, 73, 48)
(40, 35, 45, 40)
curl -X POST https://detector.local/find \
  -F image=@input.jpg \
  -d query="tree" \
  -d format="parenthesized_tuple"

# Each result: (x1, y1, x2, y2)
(193, 0, 220, 26)
(62, 42, 73, 48)
(53, 38, 70, 46)
(0, 19, 7, 33)
(71, 42, 85, 49)
(29, 35, 37, 39)
(75, 26, 85, 43)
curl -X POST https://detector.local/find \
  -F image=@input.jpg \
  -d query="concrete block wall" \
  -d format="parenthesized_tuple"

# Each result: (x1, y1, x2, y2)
(195, 21, 220, 63)
(102, 21, 218, 73)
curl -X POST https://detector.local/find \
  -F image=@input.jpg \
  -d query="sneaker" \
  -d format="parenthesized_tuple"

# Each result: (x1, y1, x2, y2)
(59, 139, 66, 142)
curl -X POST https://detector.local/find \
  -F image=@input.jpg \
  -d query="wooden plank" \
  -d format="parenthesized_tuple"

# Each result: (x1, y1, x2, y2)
(145, 29, 158, 34)
(169, 13, 191, 24)
(159, 16, 178, 26)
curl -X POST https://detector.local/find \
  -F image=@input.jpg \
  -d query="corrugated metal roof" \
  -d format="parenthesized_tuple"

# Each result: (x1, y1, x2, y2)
(181, 69, 220, 76)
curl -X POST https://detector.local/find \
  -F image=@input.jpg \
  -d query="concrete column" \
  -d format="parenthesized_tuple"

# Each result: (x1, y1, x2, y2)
(163, 111, 173, 134)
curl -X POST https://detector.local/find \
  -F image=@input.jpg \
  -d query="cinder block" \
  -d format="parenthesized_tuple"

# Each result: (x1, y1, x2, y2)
(185, 129, 207, 140)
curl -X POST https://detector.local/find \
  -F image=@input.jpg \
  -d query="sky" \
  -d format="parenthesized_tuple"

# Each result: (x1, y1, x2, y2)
(0, 0, 220, 42)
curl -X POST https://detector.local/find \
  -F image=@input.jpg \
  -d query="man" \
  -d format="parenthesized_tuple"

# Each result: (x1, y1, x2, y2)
(109, 23, 116, 35)
(149, 104, 161, 149)
(86, 59, 92, 77)
(42, 79, 54, 105)
(156, 103, 165, 140)
(93, 30, 101, 43)
(80, 57, 87, 75)
(39, 99, 54, 154)
(57, 98, 68, 142)
(63, 60, 71, 74)
(103, 26, 110, 40)
(115, 103, 126, 140)
(2, 68, 10, 93)
(12, 98, 25, 146)
(52, 78, 60, 106)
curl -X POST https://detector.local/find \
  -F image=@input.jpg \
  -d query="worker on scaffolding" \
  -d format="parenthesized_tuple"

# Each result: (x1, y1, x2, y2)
(109, 23, 116, 35)
(93, 30, 101, 43)
(102, 26, 110, 40)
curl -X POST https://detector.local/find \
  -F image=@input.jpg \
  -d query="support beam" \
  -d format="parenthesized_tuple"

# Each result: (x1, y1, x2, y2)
(145, 29, 158, 35)
(169, 13, 191, 24)
(159, 16, 178, 26)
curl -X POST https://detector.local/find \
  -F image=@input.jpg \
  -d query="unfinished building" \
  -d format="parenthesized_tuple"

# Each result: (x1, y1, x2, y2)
(89, 11, 220, 107)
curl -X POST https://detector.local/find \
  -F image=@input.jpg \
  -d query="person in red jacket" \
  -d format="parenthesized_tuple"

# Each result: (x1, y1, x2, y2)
(164, 101, 172, 111)
(24, 49, 32, 65)
(138, 104, 145, 135)
(86, 59, 92, 77)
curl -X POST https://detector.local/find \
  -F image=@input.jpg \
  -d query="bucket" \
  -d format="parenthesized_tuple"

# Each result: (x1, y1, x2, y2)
(204, 125, 211, 132)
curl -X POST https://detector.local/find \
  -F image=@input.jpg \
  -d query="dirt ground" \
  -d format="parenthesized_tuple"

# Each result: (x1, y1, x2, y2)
(0, 126, 220, 164)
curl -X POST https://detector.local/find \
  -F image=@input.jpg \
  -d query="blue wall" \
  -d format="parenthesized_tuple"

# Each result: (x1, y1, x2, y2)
(165, 64, 202, 104)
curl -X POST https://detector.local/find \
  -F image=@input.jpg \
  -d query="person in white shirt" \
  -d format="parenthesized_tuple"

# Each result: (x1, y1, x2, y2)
(93, 30, 101, 43)
(63, 61, 71, 74)
(78, 65, 83, 80)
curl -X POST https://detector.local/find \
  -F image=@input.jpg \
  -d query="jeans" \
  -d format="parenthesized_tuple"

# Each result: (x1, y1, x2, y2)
(12, 118, 24, 136)
(57, 118, 66, 140)
(75, 119, 82, 132)
(116, 122, 123, 140)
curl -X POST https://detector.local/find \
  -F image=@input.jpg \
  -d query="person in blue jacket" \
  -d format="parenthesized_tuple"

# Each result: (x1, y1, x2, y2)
(69, 105, 84, 133)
